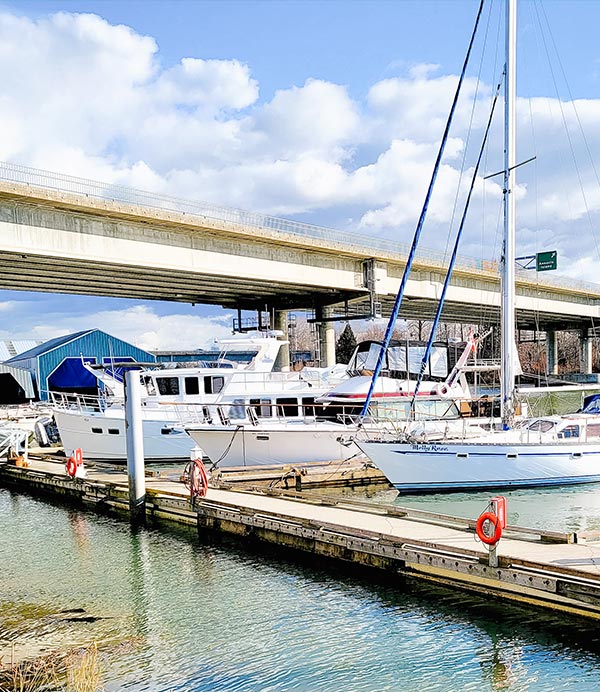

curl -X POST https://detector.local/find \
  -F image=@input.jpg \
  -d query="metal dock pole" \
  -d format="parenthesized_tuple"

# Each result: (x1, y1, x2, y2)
(125, 369, 146, 525)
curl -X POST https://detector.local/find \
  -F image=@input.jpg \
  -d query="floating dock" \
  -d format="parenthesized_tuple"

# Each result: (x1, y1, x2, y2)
(3, 456, 600, 620)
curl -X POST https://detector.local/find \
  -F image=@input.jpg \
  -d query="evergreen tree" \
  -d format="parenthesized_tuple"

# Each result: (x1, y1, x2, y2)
(336, 323, 358, 364)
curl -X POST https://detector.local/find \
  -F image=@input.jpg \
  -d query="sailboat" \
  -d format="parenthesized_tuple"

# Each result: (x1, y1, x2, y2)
(355, 0, 600, 492)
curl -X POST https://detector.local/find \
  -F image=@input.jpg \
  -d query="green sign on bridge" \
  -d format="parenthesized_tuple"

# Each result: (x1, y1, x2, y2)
(536, 250, 557, 272)
(515, 250, 557, 272)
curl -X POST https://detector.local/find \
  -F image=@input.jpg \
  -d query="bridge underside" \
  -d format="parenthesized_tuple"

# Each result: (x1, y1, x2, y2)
(373, 296, 595, 332)
(0, 251, 360, 311)
(1, 250, 595, 333)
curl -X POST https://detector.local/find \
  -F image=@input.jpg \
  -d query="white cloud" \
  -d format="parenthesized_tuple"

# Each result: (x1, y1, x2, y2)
(253, 79, 361, 158)
(155, 57, 259, 112)
(26, 306, 235, 351)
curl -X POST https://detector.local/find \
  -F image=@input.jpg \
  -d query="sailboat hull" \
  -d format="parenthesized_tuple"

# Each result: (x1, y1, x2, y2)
(356, 439, 600, 492)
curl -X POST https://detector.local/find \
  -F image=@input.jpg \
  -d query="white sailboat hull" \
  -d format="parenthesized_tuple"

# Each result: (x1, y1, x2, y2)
(187, 421, 360, 467)
(356, 438, 600, 492)
(54, 408, 195, 463)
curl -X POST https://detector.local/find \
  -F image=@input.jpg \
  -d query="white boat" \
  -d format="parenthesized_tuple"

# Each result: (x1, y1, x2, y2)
(189, 418, 362, 468)
(51, 331, 347, 463)
(358, 413, 600, 492)
(356, 0, 600, 492)
(184, 335, 500, 467)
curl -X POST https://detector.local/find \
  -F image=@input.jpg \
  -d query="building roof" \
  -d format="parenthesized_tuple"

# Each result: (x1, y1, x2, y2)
(0, 340, 41, 362)
(4, 330, 97, 363)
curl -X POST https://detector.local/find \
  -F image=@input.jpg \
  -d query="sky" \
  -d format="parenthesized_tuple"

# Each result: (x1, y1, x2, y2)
(2, 0, 600, 350)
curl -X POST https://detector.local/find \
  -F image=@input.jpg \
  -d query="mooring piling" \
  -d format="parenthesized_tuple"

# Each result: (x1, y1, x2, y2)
(124, 369, 146, 525)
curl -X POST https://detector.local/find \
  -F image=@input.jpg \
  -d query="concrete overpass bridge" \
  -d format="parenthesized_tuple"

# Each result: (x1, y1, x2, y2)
(0, 161, 599, 367)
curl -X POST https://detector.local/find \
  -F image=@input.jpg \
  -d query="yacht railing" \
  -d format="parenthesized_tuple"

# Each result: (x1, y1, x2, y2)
(49, 391, 118, 413)
(176, 396, 498, 432)
(222, 369, 341, 391)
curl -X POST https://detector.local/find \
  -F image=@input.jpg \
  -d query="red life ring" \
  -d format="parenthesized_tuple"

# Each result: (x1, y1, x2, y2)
(65, 456, 77, 478)
(476, 511, 502, 545)
(185, 458, 209, 499)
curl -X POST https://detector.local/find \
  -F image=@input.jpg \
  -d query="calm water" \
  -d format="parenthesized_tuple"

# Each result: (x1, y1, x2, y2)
(386, 482, 600, 534)
(3, 486, 600, 691)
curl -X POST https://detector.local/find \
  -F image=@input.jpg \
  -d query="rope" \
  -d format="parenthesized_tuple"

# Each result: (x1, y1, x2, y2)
(209, 425, 243, 469)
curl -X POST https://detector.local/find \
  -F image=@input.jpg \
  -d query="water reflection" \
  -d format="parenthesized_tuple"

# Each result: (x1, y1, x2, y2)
(2, 488, 600, 691)
(67, 509, 90, 553)
(348, 482, 600, 535)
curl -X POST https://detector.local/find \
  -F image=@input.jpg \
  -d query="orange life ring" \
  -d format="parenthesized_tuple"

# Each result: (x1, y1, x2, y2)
(65, 456, 77, 478)
(476, 511, 502, 545)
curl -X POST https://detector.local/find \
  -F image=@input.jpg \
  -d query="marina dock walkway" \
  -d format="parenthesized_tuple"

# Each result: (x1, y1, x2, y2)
(2, 456, 600, 620)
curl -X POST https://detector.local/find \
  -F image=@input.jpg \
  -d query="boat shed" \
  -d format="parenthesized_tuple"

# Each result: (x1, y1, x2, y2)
(0, 340, 41, 403)
(3, 329, 155, 401)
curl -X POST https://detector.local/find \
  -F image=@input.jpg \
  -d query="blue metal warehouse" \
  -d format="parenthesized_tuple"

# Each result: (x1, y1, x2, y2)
(4, 329, 155, 400)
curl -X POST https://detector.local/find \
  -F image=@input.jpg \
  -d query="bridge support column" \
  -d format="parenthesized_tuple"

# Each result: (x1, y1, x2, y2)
(581, 329, 593, 374)
(547, 330, 559, 375)
(316, 307, 336, 367)
(273, 310, 290, 371)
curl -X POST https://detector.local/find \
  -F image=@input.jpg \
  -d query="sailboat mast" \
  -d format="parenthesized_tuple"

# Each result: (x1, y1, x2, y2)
(501, 0, 517, 428)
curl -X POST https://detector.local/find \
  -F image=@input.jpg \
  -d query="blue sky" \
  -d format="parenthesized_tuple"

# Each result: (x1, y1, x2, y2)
(2, 0, 600, 349)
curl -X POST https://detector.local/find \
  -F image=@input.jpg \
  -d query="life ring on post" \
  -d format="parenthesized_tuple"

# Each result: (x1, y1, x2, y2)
(476, 511, 502, 545)
(185, 458, 209, 499)
(65, 456, 77, 478)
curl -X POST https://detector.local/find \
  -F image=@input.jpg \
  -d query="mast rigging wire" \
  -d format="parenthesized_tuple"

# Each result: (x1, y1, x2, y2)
(409, 74, 504, 408)
(359, 0, 486, 420)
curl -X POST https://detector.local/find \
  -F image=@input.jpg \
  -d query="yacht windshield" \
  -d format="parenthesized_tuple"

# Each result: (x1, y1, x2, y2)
(527, 419, 555, 433)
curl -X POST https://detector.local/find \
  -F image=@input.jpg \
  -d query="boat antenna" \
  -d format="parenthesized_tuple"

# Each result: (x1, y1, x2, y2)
(409, 75, 504, 410)
(359, 0, 486, 421)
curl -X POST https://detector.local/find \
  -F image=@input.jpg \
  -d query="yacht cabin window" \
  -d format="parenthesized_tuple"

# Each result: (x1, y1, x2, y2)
(276, 397, 299, 418)
(302, 397, 315, 417)
(143, 376, 156, 396)
(587, 424, 600, 438)
(558, 425, 579, 438)
(157, 377, 180, 396)
(250, 398, 272, 418)
(185, 377, 200, 395)
(229, 398, 245, 420)
(527, 419, 555, 433)
(204, 376, 225, 394)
